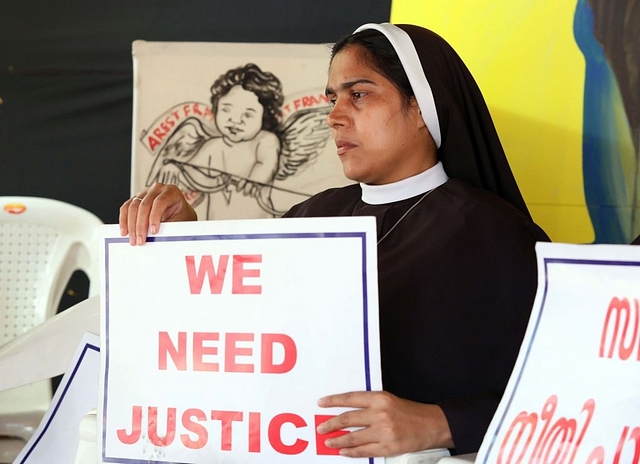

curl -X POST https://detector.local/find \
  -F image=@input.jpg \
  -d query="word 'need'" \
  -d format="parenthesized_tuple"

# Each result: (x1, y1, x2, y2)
(159, 331, 297, 374)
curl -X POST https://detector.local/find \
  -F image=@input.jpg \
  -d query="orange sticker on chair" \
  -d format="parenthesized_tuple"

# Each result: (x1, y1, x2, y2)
(3, 203, 27, 214)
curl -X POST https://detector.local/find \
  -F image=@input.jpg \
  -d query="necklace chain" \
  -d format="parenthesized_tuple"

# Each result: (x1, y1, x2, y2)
(376, 188, 435, 245)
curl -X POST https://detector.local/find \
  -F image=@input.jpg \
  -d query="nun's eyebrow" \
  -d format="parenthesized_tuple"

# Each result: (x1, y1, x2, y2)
(325, 78, 378, 97)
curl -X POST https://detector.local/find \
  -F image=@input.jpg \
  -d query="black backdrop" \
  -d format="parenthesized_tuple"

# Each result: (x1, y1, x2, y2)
(0, 0, 391, 223)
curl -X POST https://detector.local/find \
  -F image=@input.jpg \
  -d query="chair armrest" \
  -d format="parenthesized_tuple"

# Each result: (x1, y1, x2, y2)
(0, 295, 100, 392)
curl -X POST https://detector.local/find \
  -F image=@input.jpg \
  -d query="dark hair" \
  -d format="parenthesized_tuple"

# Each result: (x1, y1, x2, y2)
(331, 29, 414, 105)
(210, 63, 284, 132)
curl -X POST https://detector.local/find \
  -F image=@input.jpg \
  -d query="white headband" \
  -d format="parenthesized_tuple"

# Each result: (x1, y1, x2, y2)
(353, 23, 441, 148)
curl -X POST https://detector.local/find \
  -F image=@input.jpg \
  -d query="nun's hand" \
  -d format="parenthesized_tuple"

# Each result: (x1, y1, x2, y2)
(119, 183, 197, 246)
(316, 391, 453, 458)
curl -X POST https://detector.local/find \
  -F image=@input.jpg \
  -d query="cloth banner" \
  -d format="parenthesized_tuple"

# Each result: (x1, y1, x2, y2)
(131, 40, 350, 221)
(98, 217, 382, 463)
(477, 242, 640, 463)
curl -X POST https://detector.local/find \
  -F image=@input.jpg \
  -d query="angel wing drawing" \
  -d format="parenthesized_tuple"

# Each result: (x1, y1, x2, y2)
(146, 118, 217, 189)
(145, 106, 332, 219)
(275, 107, 331, 181)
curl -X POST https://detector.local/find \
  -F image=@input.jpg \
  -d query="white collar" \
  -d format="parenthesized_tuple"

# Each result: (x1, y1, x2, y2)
(360, 161, 448, 205)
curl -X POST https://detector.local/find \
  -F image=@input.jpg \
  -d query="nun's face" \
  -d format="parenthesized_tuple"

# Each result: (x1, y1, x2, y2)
(325, 45, 435, 185)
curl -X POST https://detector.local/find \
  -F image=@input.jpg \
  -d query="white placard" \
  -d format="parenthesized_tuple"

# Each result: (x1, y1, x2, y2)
(14, 332, 100, 464)
(477, 242, 640, 463)
(99, 217, 382, 463)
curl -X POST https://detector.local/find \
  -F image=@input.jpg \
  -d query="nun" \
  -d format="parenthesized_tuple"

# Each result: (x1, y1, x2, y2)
(120, 22, 550, 457)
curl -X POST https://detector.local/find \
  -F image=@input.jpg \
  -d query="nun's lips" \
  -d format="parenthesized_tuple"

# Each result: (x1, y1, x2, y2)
(335, 139, 357, 155)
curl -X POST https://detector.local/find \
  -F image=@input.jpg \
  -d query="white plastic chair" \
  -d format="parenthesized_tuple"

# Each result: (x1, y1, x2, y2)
(0, 196, 102, 462)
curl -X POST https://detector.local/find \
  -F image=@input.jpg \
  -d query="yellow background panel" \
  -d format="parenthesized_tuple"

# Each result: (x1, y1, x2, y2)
(391, 0, 594, 243)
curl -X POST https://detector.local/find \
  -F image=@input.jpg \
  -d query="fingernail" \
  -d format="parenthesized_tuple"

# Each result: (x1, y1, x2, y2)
(316, 424, 325, 434)
(150, 225, 157, 235)
(136, 235, 143, 246)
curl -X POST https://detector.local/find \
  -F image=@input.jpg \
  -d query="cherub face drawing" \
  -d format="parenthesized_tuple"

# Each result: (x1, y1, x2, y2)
(216, 85, 264, 143)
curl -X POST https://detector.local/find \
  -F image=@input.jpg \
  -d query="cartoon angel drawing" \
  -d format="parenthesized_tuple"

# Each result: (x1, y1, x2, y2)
(145, 63, 331, 220)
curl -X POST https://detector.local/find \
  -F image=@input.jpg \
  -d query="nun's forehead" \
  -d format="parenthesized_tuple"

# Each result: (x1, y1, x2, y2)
(354, 23, 441, 148)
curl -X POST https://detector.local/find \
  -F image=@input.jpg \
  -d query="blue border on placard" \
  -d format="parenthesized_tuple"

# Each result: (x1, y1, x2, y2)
(102, 232, 374, 464)
(18, 343, 100, 463)
(480, 257, 640, 462)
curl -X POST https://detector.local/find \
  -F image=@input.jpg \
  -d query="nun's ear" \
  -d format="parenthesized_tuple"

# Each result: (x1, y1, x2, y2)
(408, 96, 426, 129)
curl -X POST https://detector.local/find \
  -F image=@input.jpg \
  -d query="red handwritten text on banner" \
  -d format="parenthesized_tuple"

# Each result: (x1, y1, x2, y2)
(600, 297, 639, 361)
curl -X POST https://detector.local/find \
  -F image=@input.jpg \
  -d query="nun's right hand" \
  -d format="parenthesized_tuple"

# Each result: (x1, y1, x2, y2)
(119, 183, 197, 246)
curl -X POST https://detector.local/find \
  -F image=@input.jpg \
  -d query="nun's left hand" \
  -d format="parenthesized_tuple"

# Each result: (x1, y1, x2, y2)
(316, 390, 454, 458)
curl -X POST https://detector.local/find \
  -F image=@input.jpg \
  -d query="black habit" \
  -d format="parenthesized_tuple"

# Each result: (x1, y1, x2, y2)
(285, 178, 549, 453)
(286, 22, 551, 454)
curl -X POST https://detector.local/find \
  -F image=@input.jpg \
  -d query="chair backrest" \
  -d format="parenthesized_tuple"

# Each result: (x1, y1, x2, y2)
(0, 196, 102, 414)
